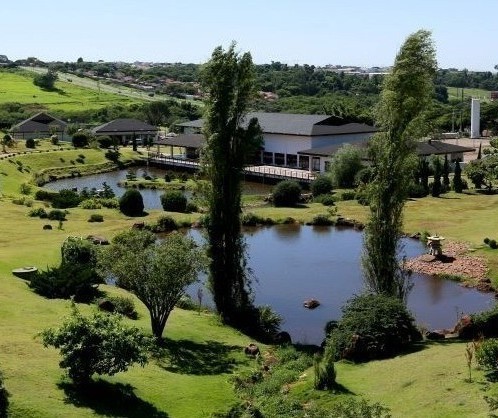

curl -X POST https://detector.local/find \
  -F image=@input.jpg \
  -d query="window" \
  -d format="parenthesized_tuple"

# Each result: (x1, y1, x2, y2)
(263, 152, 273, 164)
(274, 153, 285, 166)
(287, 154, 297, 167)
(299, 156, 309, 170)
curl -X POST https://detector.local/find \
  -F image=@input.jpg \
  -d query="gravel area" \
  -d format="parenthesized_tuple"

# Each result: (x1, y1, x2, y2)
(405, 241, 489, 285)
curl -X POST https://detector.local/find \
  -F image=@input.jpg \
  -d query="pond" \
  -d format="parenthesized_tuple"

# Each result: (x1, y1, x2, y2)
(44, 167, 272, 210)
(186, 225, 495, 345)
(46, 169, 496, 345)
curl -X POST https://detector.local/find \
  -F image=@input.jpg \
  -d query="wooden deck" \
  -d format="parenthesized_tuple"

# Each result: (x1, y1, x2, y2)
(147, 152, 316, 183)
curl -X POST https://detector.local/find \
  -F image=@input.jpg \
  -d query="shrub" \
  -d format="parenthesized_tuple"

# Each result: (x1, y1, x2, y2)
(160, 190, 187, 213)
(19, 182, 32, 195)
(176, 294, 197, 310)
(35, 189, 57, 202)
(12, 196, 32, 206)
(272, 180, 301, 207)
(40, 307, 150, 384)
(50, 134, 59, 145)
(61, 236, 99, 266)
(256, 305, 282, 339)
(80, 198, 102, 209)
(29, 264, 101, 302)
(476, 338, 498, 373)
(0, 371, 8, 418)
(28, 207, 47, 218)
(186, 201, 198, 213)
(153, 215, 178, 232)
(329, 143, 364, 188)
(484, 237, 491, 245)
(47, 209, 67, 221)
(88, 214, 104, 223)
(314, 194, 336, 206)
(72, 132, 89, 148)
(310, 214, 334, 226)
(105, 150, 120, 162)
(25, 138, 35, 148)
(100, 197, 119, 208)
(311, 175, 333, 196)
(105, 296, 138, 319)
(242, 212, 268, 226)
(52, 189, 82, 209)
(340, 190, 356, 201)
(314, 343, 336, 390)
(408, 182, 428, 198)
(328, 293, 421, 362)
(119, 189, 144, 216)
(491, 240, 498, 249)
(97, 135, 113, 149)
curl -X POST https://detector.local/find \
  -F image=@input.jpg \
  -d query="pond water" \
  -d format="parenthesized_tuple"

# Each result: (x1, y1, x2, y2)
(186, 226, 495, 345)
(44, 168, 272, 210)
(46, 170, 496, 345)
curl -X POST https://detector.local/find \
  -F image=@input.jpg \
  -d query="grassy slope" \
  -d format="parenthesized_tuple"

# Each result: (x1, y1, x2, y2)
(447, 86, 491, 102)
(0, 70, 140, 112)
(0, 150, 257, 418)
(2, 150, 498, 416)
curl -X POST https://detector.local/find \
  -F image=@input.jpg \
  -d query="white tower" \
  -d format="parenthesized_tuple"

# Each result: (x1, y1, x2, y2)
(470, 98, 480, 139)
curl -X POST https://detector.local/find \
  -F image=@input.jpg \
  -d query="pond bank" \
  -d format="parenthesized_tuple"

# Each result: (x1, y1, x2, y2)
(405, 241, 492, 291)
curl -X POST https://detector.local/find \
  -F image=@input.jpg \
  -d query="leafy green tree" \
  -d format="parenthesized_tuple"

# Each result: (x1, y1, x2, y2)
(33, 69, 58, 90)
(452, 159, 464, 192)
(1, 134, 13, 153)
(272, 180, 301, 207)
(40, 306, 150, 385)
(201, 43, 263, 328)
(141, 101, 171, 126)
(328, 143, 363, 188)
(362, 30, 437, 302)
(98, 230, 205, 339)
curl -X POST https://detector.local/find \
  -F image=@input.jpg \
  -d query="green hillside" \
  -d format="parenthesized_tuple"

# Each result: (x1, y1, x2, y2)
(0, 70, 142, 112)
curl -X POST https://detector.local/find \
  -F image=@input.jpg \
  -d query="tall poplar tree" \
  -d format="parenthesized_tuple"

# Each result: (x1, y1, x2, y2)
(362, 30, 437, 302)
(201, 43, 263, 327)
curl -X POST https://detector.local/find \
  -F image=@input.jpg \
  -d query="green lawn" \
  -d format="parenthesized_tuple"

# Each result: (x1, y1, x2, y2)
(0, 70, 141, 112)
(447, 86, 491, 102)
(2, 150, 498, 416)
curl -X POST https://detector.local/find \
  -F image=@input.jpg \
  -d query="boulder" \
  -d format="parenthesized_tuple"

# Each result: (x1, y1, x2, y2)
(42, 224, 52, 230)
(303, 299, 320, 309)
(132, 222, 145, 230)
(454, 315, 475, 339)
(244, 343, 260, 356)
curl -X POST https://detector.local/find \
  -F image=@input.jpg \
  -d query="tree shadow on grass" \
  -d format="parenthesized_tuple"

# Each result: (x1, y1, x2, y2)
(153, 338, 247, 375)
(58, 379, 169, 418)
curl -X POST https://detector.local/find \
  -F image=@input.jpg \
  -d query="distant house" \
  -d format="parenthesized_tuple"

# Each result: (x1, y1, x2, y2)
(176, 112, 377, 172)
(92, 119, 158, 145)
(10, 112, 67, 140)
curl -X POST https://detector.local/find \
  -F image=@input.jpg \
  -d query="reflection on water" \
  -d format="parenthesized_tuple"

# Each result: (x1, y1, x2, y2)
(45, 171, 495, 345)
(44, 168, 273, 210)
(187, 226, 495, 345)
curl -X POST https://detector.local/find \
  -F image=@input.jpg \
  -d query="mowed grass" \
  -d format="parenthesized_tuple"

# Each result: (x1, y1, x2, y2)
(0, 70, 141, 112)
(447, 86, 491, 102)
(0, 198, 256, 418)
(2, 150, 498, 416)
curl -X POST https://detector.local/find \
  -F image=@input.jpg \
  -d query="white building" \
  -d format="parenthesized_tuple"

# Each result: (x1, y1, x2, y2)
(177, 112, 377, 173)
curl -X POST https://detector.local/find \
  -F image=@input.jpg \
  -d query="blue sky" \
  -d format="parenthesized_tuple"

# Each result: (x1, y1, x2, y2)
(3, 0, 497, 70)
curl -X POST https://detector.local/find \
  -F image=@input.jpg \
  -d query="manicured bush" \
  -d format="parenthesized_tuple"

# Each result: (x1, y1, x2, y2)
(80, 199, 102, 209)
(72, 131, 89, 148)
(311, 175, 333, 197)
(100, 296, 138, 319)
(29, 263, 101, 302)
(25, 138, 35, 148)
(61, 236, 98, 266)
(40, 307, 150, 384)
(160, 190, 187, 213)
(314, 194, 336, 206)
(105, 150, 120, 162)
(19, 182, 32, 195)
(272, 180, 301, 207)
(408, 182, 428, 198)
(88, 214, 104, 223)
(340, 190, 356, 201)
(51, 189, 82, 209)
(328, 293, 421, 362)
(152, 215, 178, 232)
(314, 343, 336, 390)
(484, 237, 491, 245)
(119, 189, 144, 216)
(97, 135, 113, 149)
(491, 240, 498, 249)
(47, 209, 67, 221)
(50, 134, 59, 145)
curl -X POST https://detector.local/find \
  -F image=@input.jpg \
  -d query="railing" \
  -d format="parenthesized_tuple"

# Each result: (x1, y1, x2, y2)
(147, 152, 315, 182)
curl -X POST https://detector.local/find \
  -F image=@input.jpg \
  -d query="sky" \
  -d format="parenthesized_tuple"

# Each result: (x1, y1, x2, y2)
(3, 0, 497, 71)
